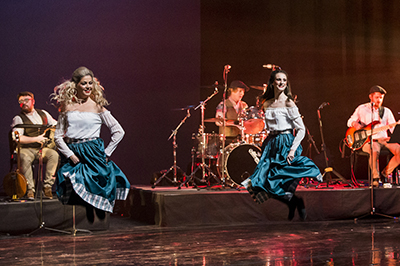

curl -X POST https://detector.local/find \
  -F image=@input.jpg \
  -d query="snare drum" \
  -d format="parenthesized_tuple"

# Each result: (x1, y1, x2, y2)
(217, 143, 261, 186)
(192, 133, 224, 159)
(239, 106, 265, 134)
(243, 132, 268, 147)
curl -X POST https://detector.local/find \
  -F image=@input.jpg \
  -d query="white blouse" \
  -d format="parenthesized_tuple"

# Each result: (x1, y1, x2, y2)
(264, 106, 305, 152)
(54, 111, 125, 158)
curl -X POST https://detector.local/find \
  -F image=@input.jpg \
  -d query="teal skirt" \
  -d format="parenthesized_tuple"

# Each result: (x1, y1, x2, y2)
(56, 138, 130, 213)
(243, 133, 322, 201)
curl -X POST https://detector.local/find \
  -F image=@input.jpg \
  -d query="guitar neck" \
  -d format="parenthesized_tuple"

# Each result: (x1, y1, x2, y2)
(366, 121, 398, 137)
(15, 131, 21, 171)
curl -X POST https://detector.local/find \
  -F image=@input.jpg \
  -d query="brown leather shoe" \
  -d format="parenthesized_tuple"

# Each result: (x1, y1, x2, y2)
(27, 189, 34, 200)
(43, 187, 53, 199)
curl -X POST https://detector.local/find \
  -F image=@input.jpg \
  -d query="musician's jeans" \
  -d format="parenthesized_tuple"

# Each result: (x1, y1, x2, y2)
(362, 140, 400, 180)
(19, 147, 59, 192)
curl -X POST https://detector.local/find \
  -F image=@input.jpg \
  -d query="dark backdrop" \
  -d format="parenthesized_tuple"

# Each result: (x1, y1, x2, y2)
(0, 0, 200, 190)
(1, 1, 400, 191)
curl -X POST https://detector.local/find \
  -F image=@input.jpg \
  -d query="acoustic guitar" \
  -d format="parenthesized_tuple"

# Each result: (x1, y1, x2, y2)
(3, 131, 27, 199)
(345, 120, 400, 151)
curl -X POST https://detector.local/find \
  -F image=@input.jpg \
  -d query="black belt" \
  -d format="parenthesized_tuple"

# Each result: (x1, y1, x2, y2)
(269, 129, 292, 136)
(64, 137, 98, 144)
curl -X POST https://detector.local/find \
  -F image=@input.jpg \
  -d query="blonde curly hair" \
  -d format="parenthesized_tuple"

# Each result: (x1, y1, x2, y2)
(51, 66, 109, 110)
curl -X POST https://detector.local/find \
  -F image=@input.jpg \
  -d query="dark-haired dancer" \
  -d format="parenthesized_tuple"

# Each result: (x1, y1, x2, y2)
(241, 70, 322, 221)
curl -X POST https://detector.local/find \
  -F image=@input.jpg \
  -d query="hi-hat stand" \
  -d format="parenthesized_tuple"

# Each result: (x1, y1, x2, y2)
(152, 109, 190, 188)
(315, 102, 349, 188)
(180, 85, 221, 188)
(355, 103, 397, 221)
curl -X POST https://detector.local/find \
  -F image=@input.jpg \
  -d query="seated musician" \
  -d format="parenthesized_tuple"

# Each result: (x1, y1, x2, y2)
(347, 85, 400, 187)
(10, 91, 59, 199)
(215, 80, 249, 144)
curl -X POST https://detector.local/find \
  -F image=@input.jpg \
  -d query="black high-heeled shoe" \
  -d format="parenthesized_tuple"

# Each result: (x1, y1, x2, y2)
(86, 206, 95, 223)
(288, 199, 297, 221)
(95, 208, 106, 220)
(296, 197, 307, 221)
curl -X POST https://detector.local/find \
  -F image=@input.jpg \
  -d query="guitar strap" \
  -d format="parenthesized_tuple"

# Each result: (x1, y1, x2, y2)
(379, 106, 385, 119)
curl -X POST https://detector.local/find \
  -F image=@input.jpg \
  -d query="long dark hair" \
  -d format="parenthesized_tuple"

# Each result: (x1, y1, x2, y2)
(260, 69, 294, 102)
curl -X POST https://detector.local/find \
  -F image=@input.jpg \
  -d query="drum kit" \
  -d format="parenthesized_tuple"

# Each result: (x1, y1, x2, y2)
(188, 105, 266, 188)
(152, 66, 269, 189)
(153, 91, 267, 189)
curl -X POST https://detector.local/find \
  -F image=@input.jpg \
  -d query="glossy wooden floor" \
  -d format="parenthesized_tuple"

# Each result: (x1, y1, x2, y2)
(1, 215, 400, 265)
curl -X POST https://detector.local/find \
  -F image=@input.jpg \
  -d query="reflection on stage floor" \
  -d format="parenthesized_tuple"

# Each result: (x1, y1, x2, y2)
(1, 217, 400, 265)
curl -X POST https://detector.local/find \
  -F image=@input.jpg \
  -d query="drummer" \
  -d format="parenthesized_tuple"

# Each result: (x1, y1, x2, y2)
(215, 80, 249, 144)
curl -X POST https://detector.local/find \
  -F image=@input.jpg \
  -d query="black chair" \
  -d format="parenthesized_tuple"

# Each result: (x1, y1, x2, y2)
(350, 146, 395, 186)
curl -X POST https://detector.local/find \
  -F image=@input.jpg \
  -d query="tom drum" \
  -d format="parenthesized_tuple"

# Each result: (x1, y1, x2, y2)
(239, 106, 265, 134)
(193, 133, 224, 159)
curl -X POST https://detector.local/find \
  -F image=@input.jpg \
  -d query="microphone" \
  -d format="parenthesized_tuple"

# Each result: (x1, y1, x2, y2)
(318, 102, 330, 110)
(263, 64, 280, 70)
(213, 81, 219, 92)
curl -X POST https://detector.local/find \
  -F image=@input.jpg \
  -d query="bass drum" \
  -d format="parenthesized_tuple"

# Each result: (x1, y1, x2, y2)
(218, 143, 262, 186)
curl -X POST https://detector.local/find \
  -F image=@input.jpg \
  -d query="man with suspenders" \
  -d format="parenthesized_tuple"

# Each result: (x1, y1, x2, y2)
(10, 91, 59, 200)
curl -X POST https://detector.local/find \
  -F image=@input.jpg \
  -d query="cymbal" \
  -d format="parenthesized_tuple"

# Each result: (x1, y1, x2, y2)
(172, 105, 195, 111)
(204, 118, 235, 123)
(13, 124, 53, 129)
(250, 85, 267, 91)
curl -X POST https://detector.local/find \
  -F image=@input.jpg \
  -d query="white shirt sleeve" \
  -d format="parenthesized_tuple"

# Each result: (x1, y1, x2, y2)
(100, 111, 125, 157)
(386, 108, 397, 134)
(347, 105, 362, 128)
(54, 113, 75, 158)
(291, 116, 305, 152)
(10, 115, 25, 136)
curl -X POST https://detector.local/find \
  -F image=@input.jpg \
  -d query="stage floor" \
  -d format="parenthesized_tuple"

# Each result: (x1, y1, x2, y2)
(1, 216, 400, 265)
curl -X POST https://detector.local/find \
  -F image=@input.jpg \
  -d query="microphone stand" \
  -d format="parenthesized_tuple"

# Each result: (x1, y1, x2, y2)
(315, 103, 349, 188)
(219, 65, 230, 187)
(180, 87, 220, 188)
(355, 102, 396, 220)
(301, 126, 320, 187)
(305, 126, 320, 159)
(152, 109, 190, 188)
(29, 128, 70, 236)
